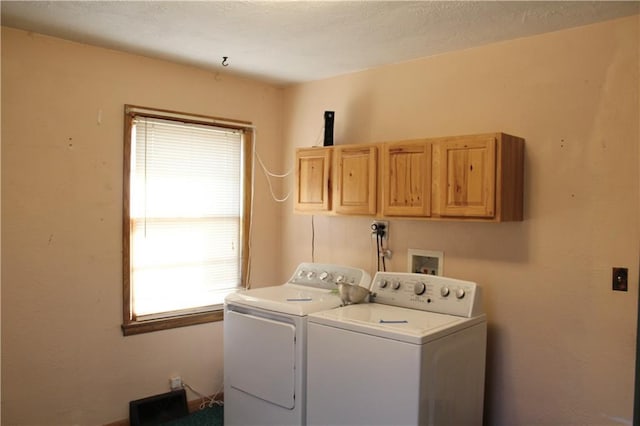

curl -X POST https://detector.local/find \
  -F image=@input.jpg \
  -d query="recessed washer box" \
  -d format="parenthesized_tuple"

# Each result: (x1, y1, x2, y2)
(408, 249, 444, 276)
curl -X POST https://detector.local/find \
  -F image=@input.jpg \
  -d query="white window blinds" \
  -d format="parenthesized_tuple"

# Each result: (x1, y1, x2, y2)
(130, 117, 244, 319)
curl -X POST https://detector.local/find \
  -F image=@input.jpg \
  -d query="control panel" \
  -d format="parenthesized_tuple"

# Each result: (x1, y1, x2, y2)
(371, 272, 483, 318)
(289, 263, 372, 290)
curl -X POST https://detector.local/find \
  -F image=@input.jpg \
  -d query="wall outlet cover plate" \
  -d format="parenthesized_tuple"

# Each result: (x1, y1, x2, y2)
(612, 267, 628, 292)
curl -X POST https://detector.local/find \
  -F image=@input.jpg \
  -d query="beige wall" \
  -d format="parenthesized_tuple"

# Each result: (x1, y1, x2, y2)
(1, 27, 284, 425)
(2, 14, 639, 426)
(0, 142, 2, 422)
(282, 15, 639, 425)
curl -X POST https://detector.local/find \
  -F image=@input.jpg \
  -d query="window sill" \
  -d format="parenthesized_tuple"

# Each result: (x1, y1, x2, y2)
(122, 310, 224, 336)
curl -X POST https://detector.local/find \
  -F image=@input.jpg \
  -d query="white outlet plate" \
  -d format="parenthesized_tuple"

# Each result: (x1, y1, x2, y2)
(170, 376, 182, 390)
(407, 249, 444, 276)
(371, 220, 389, 240)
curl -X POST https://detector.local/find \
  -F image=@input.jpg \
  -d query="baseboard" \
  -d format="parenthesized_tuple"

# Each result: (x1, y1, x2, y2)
(103, 393, 223, 426)
(103, 418, 130, 426)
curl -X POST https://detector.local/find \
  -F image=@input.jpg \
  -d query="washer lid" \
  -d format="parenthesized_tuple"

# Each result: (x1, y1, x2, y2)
(308, 303, 485, 344)
(225, 283, 342, 316)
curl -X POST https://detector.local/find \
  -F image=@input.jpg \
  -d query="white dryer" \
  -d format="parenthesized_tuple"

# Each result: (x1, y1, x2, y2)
(307, 271, 487, 426)
(224, 263, 371, 426)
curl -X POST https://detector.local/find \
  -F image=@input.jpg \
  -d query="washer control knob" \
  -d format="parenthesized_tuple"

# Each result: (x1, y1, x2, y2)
(456, 288, 466, 299)
(441, 287, 450, 297)
(298, 270, 306, 278)
(336, 275, 345, 283)
(414, 282, 426, 295)
(379, 280, 388, 289)
(306, 271, 315, 279)
(319, 272, 329, 281)
(392, 281, 401, 290)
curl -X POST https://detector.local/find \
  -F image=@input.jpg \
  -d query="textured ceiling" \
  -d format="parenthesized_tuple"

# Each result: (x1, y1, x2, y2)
(1, 1, 638, 86)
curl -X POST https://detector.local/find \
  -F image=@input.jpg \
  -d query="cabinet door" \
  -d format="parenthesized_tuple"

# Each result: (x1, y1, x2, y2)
(295, 147, 332, 212)
(439, 136, 496, 217)
(334, 145, 377, 215)
(381, 140, 431, 216)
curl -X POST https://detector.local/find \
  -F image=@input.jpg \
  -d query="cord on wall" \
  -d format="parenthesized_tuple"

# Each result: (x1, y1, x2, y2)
(255, 149, 292, 203)
(183, 381, 224, 409)
(247, 127, 294, 288)
(312, 123, 325, 147)
(253, 130, 292, 203)
(311, 215, 316, 263)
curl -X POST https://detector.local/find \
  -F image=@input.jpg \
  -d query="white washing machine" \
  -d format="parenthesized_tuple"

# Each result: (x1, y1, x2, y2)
(307, 271, 487, 426)
(224, 263, 372, 426)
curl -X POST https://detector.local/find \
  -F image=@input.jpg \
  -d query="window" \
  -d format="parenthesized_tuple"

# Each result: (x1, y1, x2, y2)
(122, 105, 253, 335)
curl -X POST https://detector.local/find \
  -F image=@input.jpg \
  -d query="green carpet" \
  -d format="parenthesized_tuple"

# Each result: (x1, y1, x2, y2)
(162, 405, 223, 426)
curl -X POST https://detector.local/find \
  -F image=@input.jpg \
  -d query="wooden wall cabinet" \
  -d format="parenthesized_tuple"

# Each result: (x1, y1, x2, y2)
(333, 144, 377, 215)
(381, 140, 432, 217)
(432, 133, 524, 221)
(294, 147, 332, 213)
(294, 132, 524, 221)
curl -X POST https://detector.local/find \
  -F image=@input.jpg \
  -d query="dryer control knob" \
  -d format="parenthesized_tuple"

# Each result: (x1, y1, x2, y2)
(392, 281, 401, 290)
(336, 275, 345, 283)
(379, 280, 388, 289)
(441, 287, 450, 297)
(456, 288, 466, 299)
(414, 282, 426, 295)
(306, 271, 315, 279)
(319, 272, 329, 281)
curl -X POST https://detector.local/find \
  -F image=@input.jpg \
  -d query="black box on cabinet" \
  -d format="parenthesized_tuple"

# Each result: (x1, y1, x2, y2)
(323, 111, 334, 146)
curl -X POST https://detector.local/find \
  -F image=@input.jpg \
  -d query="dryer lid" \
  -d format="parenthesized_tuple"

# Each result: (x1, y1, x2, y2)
(225, 283, 342, 316)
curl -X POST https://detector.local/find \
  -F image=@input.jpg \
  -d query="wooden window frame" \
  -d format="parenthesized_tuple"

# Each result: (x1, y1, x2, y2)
(121, 105, 253, 336)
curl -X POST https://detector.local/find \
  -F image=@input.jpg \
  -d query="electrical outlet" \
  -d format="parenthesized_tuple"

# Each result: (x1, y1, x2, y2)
(371, 220, 389, 240)
(169, 376, 183, 390)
